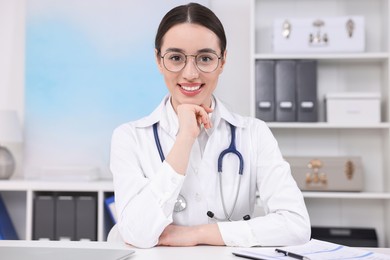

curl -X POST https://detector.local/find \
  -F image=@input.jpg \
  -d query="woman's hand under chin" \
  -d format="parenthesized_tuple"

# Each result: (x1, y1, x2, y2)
(176, 103, 213, 140)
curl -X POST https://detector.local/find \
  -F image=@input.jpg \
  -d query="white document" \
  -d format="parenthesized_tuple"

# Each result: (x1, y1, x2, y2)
(232, 239, 390, 260)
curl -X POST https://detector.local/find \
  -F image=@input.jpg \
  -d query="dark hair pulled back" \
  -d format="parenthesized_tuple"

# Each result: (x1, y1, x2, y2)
(155, 2, 227, 56)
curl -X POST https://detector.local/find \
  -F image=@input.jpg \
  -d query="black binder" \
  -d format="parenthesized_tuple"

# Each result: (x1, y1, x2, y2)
(296, 60, 318, 122)
(255, 60, 275, 121)
(33, 194, 55, 240)
(75, 195, 97, 241)
(55, 195, 75, 240)
(275, 60, 296, 122)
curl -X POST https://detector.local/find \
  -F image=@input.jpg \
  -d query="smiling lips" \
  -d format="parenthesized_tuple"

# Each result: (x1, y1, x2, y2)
(179, 83, 203, 96)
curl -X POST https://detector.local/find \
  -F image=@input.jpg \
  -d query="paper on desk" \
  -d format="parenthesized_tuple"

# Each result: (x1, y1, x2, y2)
(233, 239, 390, 260)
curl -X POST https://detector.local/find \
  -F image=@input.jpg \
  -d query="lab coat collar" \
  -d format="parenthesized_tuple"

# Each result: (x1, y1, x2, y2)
(133, 95, 246, 135)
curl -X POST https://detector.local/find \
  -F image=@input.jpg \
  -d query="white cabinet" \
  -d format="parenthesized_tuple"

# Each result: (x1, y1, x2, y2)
(250, 0, 390, 247)
(0, 180, 114, 241)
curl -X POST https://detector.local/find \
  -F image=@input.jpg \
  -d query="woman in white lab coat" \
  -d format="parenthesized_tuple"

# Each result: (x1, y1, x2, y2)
(110, 3, 310, 248)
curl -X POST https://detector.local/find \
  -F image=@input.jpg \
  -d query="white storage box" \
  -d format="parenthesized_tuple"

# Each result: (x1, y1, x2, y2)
(325, 92, 381, 123)
(273, 16, 365, 53)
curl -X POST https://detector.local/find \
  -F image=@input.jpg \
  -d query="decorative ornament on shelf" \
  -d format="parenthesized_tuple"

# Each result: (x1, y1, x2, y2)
(0, 110, 23, 179)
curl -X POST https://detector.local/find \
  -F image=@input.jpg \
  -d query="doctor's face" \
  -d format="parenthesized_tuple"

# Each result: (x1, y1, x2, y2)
(156, 23, 226, 110)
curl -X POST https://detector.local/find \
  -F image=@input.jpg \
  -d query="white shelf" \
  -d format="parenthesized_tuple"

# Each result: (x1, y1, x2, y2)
(303, 192, 390, 199)
(254, 52, 389, 61)
(0, 179, 114, 241)
(267, 122, 390, 129)
(251, 0, 390, 247)
(0, 179, 113, 192)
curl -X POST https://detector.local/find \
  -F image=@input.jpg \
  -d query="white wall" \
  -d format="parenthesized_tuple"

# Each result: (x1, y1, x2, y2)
(0, 0, 26, 178)
(211, 0, 251, 116)
(0, 0, 25, 119)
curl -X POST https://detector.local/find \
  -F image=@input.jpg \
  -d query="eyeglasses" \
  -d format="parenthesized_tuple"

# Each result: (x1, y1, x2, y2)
(160, 51, 222, 73)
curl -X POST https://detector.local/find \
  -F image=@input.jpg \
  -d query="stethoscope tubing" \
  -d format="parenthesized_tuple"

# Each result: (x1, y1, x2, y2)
(219, 169, 242, 221)
(153, 122, 165, 162)
(152, 122, 249, 221)
(217, 123, 244, 175)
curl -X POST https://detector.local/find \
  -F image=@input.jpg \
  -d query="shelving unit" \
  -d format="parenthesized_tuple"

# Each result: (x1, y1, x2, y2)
(0, 179, 114, 241)
(250, 0, 390, 247)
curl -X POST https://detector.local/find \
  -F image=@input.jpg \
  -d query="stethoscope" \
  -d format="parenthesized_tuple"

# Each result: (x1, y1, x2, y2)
(152, 122, 250, 221)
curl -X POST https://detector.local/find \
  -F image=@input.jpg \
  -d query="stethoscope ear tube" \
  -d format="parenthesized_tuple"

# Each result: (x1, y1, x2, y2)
(207, 210, 251, 221)
(243, 215, 250, 221)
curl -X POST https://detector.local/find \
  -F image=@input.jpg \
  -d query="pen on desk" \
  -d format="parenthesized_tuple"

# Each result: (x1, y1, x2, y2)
(275, 249, 310, 260)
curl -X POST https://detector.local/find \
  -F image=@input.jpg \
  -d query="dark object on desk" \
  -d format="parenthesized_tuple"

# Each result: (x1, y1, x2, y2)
(0, 194, 19, 240)
(311, 226, 378, 247)
(232, 251, 267, 260)
(275, 248, 310, 260)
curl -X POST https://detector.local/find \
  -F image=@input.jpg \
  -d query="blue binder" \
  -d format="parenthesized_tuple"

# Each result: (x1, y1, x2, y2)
(104, 195, 117, 224)
(0, 193, 19, 240)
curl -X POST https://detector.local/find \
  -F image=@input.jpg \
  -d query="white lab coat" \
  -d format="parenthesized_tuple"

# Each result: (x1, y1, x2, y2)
(110, 95, 310, 248)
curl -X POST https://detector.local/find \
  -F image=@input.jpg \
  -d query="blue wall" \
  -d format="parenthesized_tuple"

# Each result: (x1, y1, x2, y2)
(25, 0, 208, 178)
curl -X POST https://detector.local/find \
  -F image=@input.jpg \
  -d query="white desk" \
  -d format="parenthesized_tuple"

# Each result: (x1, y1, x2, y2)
(0, 240, 390, 259)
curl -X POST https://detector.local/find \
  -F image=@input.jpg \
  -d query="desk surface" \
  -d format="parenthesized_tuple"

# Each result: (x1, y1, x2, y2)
(0, 240, 390, 259)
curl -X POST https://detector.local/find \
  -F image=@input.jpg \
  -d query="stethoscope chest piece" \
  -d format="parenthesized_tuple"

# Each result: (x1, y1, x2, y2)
(174, 194, 187, 212)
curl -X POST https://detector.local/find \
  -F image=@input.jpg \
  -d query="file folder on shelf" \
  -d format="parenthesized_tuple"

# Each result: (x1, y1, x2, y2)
(275, 60, 296, 122)
(0, 193, 18, 240)
(75, 195, 97, 241)
(33, 194, 55, 240)
(255, 60, 275, 122)
(55, 195, 76, 240)
(296, 60, 318, 122)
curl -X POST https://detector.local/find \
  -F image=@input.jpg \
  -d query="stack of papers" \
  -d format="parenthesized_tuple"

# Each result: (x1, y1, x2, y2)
(232, 239, 390, 260)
